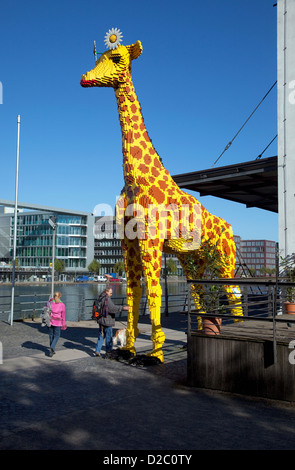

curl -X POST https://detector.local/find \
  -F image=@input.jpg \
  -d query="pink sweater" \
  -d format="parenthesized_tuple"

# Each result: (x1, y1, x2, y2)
(50, 301, 66, 329)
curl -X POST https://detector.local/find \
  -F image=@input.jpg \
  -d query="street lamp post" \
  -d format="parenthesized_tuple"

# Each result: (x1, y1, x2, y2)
(10, 115, 21, 326)
(49, 216, 56, 298)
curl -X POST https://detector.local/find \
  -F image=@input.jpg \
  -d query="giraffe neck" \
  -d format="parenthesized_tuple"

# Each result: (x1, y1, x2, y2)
(115, 73, 169, 194)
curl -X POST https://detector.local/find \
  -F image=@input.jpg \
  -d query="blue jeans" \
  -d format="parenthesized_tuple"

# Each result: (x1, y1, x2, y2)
(95, 326, 113, 353)
(49, 326, 61, 352)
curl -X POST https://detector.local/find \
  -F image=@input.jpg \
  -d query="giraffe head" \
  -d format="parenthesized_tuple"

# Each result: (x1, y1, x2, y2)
(80, 41, 142, 89)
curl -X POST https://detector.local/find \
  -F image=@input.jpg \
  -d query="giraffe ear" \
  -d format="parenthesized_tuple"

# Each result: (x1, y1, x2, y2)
(127, 41, 142, 61)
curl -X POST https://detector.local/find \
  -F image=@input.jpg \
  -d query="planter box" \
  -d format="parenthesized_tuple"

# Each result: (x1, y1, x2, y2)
(188, 329, 295, 402)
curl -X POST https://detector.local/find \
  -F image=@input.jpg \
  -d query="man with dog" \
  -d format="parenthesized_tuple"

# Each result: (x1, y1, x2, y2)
(95, 287, 129, 358)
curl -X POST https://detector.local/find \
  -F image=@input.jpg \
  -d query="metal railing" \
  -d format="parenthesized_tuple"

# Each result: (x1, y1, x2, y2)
(0, 292, 84, 322)
(187, 277, 295, 363)
(0, 291, 188, 323)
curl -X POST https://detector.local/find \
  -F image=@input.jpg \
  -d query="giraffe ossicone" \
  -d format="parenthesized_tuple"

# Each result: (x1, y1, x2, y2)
(81, 32, 243, 363)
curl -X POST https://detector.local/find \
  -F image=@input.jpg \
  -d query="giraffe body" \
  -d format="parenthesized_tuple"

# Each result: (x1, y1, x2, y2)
(81, 40, 242, 362)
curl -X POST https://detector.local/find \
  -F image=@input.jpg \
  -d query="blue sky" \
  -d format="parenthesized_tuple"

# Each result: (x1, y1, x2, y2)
(0, 0, 278, 240)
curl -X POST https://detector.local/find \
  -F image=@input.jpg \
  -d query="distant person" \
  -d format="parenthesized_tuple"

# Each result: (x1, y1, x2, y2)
(48, 291, 67, 357)
(95, 286, 129, 358)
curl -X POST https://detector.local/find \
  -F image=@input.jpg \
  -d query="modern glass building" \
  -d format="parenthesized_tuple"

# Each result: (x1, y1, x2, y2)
(0, 201, 94, 273)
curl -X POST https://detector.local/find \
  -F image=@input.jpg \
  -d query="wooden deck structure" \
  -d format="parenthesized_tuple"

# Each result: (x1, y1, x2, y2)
(187, 279, 295, 402)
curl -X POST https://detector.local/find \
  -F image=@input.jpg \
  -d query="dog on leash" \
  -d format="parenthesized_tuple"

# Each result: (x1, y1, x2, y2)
(113, 328, 127, 347)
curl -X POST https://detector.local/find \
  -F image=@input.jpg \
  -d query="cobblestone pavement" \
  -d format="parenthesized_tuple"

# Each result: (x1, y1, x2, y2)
(1, 313, 295, 451)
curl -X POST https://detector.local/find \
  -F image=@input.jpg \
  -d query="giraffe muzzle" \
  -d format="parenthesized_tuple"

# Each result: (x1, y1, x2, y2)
(80, 78, 94, 87)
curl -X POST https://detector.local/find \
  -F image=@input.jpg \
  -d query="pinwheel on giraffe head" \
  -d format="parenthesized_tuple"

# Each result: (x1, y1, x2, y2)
(80, 28, 142, 88)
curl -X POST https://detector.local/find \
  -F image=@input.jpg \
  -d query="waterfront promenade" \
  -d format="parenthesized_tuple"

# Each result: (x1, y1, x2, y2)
(1, 311, 295, 451)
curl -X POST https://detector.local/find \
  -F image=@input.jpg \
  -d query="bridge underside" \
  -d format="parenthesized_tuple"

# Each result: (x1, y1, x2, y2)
(172, 156, 277, 214)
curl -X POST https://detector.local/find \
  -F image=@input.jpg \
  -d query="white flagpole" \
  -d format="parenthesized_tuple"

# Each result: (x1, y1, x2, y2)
(10, 115, 21, 326)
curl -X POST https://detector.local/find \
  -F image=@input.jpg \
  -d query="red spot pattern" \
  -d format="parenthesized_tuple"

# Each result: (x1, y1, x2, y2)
(111, 66, 237, 290)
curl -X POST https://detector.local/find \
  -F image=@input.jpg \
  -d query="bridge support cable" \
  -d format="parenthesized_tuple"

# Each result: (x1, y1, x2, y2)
(211, 81, 277, 168)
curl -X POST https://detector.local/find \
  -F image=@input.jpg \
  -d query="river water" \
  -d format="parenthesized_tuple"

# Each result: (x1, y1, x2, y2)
(0, 280, 188, 322)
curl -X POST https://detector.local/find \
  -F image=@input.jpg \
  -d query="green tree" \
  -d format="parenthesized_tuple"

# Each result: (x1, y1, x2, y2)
(88, 259, 101, 274)
(167, 258, 177, 275)
(10, 258, 19, 267)
(54, 259, 65, 273)
(266, 267, 276, 277)
(113, 261, 125, 276)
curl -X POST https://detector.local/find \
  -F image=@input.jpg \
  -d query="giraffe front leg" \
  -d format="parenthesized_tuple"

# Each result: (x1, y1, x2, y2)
(139, 239, 165, 363)
(148, 290, 166, 363)
(178, 254, 206, 330)
(121, 237, 142, 356)
(190, 283, 206, 330)
(124, 283, 142, 355)
(223, 283, 243, 321)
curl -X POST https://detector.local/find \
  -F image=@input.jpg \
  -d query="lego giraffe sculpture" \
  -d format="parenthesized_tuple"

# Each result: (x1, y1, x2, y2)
(81, 31, 243, 362)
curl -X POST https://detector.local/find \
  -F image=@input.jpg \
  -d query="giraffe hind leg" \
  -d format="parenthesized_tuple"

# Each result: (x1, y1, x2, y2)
(177, 253, 205, 330)
(217, 234, 244, 321)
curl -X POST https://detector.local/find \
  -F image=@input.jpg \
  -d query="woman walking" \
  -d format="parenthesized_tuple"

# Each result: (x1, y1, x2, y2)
(48, 291, 67, 357)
